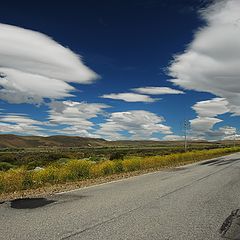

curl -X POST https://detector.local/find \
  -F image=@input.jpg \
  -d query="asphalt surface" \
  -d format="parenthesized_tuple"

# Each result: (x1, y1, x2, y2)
(2, 153, 240, 240)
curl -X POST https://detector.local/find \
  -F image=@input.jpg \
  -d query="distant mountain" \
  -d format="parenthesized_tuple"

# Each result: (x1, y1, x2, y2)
(0, 134, 107, 148)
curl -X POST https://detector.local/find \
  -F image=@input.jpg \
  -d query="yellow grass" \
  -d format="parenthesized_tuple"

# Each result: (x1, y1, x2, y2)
(0, 147, 239, 194)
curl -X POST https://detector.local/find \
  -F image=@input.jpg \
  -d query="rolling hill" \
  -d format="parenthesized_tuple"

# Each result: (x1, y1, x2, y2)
(0, 134, 107, 148)
(0, 134, 224, 149)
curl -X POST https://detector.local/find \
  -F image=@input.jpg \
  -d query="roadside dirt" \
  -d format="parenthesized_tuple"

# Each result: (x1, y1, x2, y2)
(0, 167, 167, 202)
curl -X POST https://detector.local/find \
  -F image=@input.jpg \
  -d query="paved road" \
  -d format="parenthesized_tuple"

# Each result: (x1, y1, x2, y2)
(2, 153, 240, 240)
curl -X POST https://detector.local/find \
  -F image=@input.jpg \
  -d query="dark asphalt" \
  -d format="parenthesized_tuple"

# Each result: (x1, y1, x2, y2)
(1, 153, 240, 239)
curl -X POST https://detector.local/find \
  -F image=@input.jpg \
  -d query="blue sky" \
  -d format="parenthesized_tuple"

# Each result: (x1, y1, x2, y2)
(0, 0, 240, 141)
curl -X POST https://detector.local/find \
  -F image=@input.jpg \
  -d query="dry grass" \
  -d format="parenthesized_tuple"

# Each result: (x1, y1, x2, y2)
(0, 147, 239, 194)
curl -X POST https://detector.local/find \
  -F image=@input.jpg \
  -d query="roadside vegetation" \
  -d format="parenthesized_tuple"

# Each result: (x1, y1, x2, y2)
(0, 142, 232, 170)
(0, 147, 239, 195)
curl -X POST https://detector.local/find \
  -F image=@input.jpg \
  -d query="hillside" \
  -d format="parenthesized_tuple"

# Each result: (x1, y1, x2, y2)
(0, 134, 107, 148)
(0, 134, 230, 149)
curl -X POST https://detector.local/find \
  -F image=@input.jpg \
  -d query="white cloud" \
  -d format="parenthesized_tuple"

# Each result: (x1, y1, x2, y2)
(48, 100, 110, 136)
(50, 127, 101, 138)
(192, 98, 229, 118)
(220, 126, 240, 140)
(219, 126, 236, 137)
(189, 98, 224, 139)
(96, 110, 172, 140)
(205, 126, 239, 141)
(0, 23, 98, 104)
(168, 0, 240, 116)
(0, 113, 47, 135)
(100, 93, 158, 102)
(101, 87, 183, 103)
(0, 101, 110, 137)
(132, 86, 184, 95)
(0, 122, 45, 136)
(0, 114, 41, 125)
(190, 117, 222, 133)
(189, 98, 238, 140)
(163, 135, 184, 141)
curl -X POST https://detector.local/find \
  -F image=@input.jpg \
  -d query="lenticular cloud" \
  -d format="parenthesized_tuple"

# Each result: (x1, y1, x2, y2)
(168, 0, 240, 116)
(0, 23, 98, 104)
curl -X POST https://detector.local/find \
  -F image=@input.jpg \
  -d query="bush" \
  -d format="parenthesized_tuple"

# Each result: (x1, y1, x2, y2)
(113, 160, 124, 173)
(89, 156, 102, 162)
(62, 160, 92, 180)
(22, 171, 34, 189)
(109, 152, 124, 160)
(90, 160, 115, 177)
(1, 147, 240, 194)
(0, 172, 4, 192)
(0, 169, 25, 193)
(33, 166, 60, 186)
(122, 158, 141, 172)
(0, 162, 15, 171)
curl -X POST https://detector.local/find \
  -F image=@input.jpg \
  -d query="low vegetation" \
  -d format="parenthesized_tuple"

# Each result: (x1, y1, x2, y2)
(0, 147, 239, 195)
(0, 142, 233, 170)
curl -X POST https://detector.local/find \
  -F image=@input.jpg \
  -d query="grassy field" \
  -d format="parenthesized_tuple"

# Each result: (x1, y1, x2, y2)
(0, 140, 235, 171)
(0, 147, 239, 195)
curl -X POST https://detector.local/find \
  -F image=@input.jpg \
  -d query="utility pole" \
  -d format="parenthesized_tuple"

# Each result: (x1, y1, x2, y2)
(234, 132, 236, 148)
(233, 129, 238, 148)
(184, 120, 190, 152)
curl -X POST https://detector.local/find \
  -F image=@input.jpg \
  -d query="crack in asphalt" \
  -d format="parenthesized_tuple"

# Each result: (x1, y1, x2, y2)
(61, 158, 240, 240)
(219, 209, 240, 237)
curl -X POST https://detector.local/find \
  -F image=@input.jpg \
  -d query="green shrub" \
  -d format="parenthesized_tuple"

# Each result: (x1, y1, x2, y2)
(0, 162, 15, 171)
(33, 166, 60, 186)
(0, 169, 26, 193)
(22, 171, 34, 189)
(0, 172, 5, 192)
(99, 160, 115, 175)
(113, 160, 124, 173)
(62, 160, 92, 180)
(1, 147, 240, 194)
(90, 160, 115, 177)
(56, 158, 70, 164)
(89, 156, 102, 162)
(123, 158, 141, 172)
(109, 152, 124, 160)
